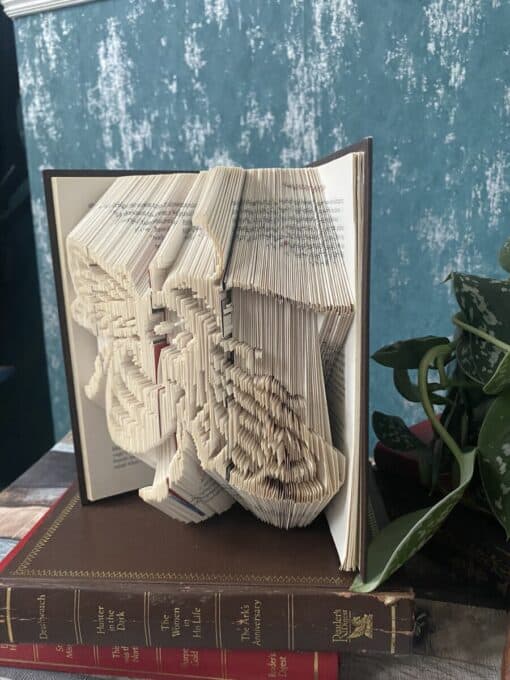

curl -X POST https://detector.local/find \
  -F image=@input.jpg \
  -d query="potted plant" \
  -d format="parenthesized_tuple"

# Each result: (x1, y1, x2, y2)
(353, 237, 510, 592)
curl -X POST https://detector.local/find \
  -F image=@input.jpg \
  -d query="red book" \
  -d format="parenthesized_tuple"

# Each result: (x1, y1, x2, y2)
(0, 642, 339, 680)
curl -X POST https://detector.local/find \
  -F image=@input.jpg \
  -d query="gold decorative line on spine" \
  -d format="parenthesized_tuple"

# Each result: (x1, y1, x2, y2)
(220, 648, 225, 679)
(73, 589, 79, 644)
(290, 593, 295, 651)
(77, 589, 83, 644)
(214, 594, 219, 649)
(93, 645, 99, 664)
(313, 651, 319, 680)
(223, 649, 228, 680)
(33, 643, 39, 661)
(144, 592, 152, 646)
(390, 604, 397, 654)
(156, 646, 162, 670)
(287, 594, 291, 650)
(5, 588, 13, 643)
(217, 592, 223, 649)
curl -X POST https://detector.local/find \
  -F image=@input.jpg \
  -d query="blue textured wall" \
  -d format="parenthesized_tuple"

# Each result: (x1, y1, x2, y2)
(14, 0, 510, 438)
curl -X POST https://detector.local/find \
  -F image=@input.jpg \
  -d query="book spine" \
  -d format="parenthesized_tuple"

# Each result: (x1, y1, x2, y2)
(0, 643, 339, 680)
(0, 584, 413, 654)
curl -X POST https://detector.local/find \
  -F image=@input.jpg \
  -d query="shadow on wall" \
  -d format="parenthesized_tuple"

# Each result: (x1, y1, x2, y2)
(0, 7, 53, 485)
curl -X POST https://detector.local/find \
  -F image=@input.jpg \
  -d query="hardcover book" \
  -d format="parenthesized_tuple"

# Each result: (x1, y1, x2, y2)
(0, 643, 340, 680)
(44, 139, 372, 578)
(0, 484, 413, 653)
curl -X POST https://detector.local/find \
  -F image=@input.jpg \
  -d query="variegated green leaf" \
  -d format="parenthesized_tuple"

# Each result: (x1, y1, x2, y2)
(477, 391, 510, 538)
(483, 352, 510, 395)
(352, 448, 476, 592)
(372, 411, 424, 452)
(373, 410, 434, 487)
(456, 333, 499, 384)
(499, 238, 510, 274)
(393, 368, 447, 405)
(452, 273, 510, 384)
(373, 336, 450, 369)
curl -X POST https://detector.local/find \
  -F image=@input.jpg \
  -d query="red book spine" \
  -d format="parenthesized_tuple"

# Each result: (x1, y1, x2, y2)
(0, 642, 339, 680)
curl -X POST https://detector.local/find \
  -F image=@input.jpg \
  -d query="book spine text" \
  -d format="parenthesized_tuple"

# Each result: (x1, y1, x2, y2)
(0, 585, 413, 654)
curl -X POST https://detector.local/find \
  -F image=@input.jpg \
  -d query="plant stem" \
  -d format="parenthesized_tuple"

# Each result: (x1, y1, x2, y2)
(435, 353, 449, 387)
(418, 342, 463, 464)
(452, 313, 510, 353)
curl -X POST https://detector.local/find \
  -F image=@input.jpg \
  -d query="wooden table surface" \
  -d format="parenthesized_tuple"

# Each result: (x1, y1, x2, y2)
(0, 440, 506, 680)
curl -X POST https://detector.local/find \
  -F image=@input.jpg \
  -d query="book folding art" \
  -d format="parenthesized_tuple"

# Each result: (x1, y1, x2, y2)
(45, 139, 372, 576)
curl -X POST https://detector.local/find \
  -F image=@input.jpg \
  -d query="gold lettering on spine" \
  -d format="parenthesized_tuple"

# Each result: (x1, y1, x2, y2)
(390, 604, 396, 654)
(5, 588, 13, 643)
(171, 607, 181, 638)
(252, 600, 262, 647)
(36, 594, 48, 641)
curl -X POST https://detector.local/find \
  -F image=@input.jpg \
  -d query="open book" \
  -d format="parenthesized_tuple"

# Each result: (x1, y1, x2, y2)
(44, 139, 372, 574)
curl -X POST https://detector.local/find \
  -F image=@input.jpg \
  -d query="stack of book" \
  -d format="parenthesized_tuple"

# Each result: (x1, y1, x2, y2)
(0, 139, 419, 678)
(0, 437, 414, 680)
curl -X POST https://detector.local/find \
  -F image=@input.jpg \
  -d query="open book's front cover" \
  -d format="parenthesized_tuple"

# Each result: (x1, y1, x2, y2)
(43, 139, 372, 577)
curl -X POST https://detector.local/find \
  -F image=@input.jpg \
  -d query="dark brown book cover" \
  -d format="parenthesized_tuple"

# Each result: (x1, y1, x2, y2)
(0, 484, 413, 654)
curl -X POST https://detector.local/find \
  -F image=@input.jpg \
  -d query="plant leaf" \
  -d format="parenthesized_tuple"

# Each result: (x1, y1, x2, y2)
(483, 352, 510, 395)
(373, 336, 450, 369)
(452, 273, 510, 384)
(372, 411, 424, 452)
(393, 369, 447, 405)
(373, 410, 434, 487)
(499, 237, 510, 274)
(477, 391, 510, 537)
(352, 448, 476, 592)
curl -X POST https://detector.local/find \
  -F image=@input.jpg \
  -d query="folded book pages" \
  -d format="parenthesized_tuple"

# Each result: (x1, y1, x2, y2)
(46, 141, 370, 572)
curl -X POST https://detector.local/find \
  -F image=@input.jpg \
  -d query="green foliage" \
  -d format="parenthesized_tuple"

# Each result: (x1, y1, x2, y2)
(353, 448, 476, 593)
(477, 391, 510, 537)
(372, 411, 434, 487)
(355, 238, 510, 593)
(372, 336, 450, 369)
(483, 353, 510, 395)
(372, 411, 424, 451)
(499, 237, 510, 273)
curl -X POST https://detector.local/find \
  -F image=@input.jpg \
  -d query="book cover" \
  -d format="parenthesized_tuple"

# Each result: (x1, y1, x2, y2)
(0, 483, 413, 654)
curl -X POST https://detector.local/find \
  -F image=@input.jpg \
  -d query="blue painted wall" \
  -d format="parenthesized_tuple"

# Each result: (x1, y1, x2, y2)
(13, 0, 510, 439)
